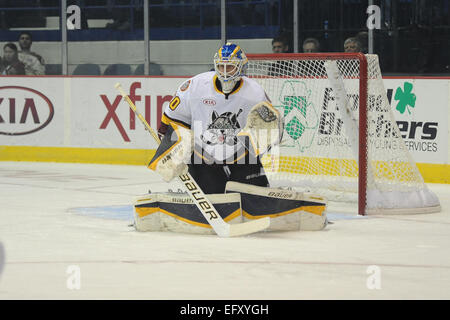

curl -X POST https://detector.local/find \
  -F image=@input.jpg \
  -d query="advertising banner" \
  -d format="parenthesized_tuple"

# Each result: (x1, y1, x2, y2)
(0, 76, 448, 166)
(383, 78, 449, 164)
(0, 77, 186, 150)
(0, 78, 65, 146)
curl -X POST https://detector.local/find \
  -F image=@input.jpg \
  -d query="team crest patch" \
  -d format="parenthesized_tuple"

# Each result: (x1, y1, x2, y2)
(200, 109, 243, 146)
(180, 80, 191, 91)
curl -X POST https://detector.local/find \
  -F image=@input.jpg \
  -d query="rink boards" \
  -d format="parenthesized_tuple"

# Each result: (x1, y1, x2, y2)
(0, 76, 449, 183)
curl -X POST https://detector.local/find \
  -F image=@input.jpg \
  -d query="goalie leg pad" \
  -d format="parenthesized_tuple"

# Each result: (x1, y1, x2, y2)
(134, 192, 242, 235)
(225, 181, 327, 231)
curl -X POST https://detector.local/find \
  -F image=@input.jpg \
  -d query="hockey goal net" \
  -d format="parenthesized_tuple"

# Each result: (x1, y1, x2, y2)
(246, 53, 440, 215)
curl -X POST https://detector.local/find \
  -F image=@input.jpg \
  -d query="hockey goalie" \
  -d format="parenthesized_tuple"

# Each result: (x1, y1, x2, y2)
(133, 43, 328, 235)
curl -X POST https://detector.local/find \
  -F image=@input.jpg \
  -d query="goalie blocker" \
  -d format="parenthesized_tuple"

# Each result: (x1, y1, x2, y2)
(134, 183, 327, 234)
(148, 122, 193, 182)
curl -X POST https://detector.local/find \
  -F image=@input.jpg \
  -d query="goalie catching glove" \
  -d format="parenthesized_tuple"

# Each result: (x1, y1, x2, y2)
(237, 101, 283, 156)
(148, 123, 193, 182)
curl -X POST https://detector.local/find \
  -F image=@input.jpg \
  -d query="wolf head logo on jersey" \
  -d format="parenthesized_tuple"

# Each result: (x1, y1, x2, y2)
(201, 109, 243, 145)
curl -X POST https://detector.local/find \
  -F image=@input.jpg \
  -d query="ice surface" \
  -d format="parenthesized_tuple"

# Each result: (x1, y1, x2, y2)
(0, 161, 449, 299)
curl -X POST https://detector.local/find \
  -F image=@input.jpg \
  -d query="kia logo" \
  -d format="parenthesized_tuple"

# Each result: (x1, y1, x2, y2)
(202, 98, 216, 106)
(0, 86, 54, 135)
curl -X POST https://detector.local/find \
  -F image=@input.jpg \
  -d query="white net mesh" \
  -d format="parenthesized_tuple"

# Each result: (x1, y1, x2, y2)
(247, 54, 440, 214)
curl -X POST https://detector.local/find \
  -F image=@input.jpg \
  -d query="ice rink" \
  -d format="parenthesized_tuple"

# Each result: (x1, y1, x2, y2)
(0, 161, 449, 300)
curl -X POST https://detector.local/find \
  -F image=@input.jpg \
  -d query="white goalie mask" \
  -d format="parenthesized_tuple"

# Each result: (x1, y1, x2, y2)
(214, 42, 248, 94)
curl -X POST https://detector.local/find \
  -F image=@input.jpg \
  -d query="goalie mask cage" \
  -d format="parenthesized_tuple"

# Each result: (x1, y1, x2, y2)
(246, 53, 440, 215)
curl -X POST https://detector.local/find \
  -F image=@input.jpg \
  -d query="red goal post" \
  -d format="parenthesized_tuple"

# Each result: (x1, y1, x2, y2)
(245, 53, 440, 216)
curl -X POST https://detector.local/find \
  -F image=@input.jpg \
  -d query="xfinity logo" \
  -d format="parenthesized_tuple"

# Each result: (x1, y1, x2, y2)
(0, 86, 54, 135)
(100, 82, 172, 142)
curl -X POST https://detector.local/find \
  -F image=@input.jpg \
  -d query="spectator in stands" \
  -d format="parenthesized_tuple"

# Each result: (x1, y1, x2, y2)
(269, 34, 290, 76)
(272, 36, 290, 54)
(343, 37, 362, 53)
(268, 35, 291, 76)
(302, 38, 321, 53)
(18, 32, 45, 75)
(1, 43, 25, 75)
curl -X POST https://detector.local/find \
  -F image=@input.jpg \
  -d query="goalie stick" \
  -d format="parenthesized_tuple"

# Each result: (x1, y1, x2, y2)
(114, 83, 270, 237)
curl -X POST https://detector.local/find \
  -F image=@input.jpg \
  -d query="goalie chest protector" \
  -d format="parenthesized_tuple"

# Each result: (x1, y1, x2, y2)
(163, 71, 269, 162)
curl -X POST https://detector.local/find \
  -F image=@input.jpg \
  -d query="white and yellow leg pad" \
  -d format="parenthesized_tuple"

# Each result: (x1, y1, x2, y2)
(225, 182, 328, 231)
(134, 192, 242, 235)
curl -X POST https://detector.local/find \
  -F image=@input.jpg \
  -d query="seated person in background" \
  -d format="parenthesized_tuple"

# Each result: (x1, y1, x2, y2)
(18, 32, 45, 75)
(302, 38, 321, 53)
(302, 38, 326, 77)
(1, 43, 25, 75)
(269, 35, 291, 76)
(344, 37, 362, 53)
(272, 36, 290, 54)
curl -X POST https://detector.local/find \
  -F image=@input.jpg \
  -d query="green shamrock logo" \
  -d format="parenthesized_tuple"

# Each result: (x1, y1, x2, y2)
(394, 82, 416, 115)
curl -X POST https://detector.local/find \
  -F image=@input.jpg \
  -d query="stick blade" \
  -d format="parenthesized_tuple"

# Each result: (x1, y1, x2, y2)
(226, 217, 270, 237)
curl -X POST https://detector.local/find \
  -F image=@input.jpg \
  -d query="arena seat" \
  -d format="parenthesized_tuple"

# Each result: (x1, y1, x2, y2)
(103, 64, 132, 75)
(134, 63, 163, 75)
(45, 64, 62, 75)
(72, 63, 101, 75)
